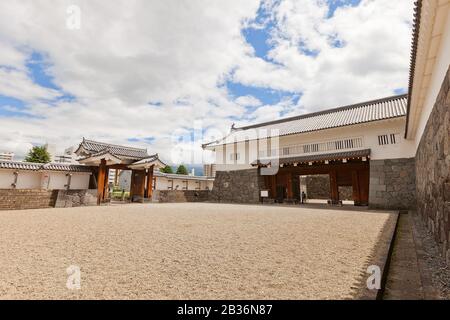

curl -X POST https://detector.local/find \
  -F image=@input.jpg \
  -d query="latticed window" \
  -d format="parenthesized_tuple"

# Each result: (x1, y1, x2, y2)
(378, 135, 389, 145)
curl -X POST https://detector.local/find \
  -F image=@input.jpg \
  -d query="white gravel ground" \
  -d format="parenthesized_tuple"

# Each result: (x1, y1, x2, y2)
(0, 203, 397, 299)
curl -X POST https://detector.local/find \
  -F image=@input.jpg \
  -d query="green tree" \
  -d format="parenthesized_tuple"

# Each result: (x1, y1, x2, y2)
(160, 165, 174, 174)
(176, 164, 188, 175)
(24, 145, 51, 163)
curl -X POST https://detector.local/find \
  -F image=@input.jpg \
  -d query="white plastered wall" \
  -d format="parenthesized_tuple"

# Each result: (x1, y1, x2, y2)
(154, 175, 213, 190)
(413, 5, 450, 148)
(0, 169, 90, 190)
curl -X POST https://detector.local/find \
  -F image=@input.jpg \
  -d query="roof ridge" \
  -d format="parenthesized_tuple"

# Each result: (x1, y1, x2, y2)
(83, 139, 147, 151)
(0, 160, 87, 166)
(236, 94, 408, 130)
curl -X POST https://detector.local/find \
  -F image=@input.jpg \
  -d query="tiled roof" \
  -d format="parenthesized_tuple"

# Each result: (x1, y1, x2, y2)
(405, 0, 422, 136)
(76, 138, 149, 160)
(251, 149, 371, 166)
(0, 161, 92, 172)
(0, 161, 41, 171)
(204, 94, 407, 147)
(130, 154, 161, 165)
(42, 163, 92, 172)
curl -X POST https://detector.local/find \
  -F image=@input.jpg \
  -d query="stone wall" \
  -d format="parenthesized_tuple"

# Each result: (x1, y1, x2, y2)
(304, 175, 352, 201)
(338, 186, 353, 201)
(54, 189, 97, 208)
(369, 158, 416, 210)
(415, 66, 450, 265)
(154, 190, 210, 203)
(0, 189, 58, 210)
(305, 175, 330, 199)
(210, 169, 264, 204)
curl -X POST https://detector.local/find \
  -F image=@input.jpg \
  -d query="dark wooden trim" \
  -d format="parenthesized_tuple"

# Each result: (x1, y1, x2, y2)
(96, 159, 106, 205)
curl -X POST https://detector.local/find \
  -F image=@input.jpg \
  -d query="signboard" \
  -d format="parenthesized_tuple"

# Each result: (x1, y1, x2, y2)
(260, 190, 269, 198)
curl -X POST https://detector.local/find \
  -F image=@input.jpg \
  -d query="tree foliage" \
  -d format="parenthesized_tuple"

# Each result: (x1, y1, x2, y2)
(24, 145, 51, 163)
(160, 165, 174, 174)
(176, 164, 188, 175)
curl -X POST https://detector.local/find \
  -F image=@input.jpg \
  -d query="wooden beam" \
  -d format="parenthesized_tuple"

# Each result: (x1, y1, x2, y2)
(329, 169, 339, 204)
(279, 161, 368, 175)
(97, 159, 106, 205)
(146, 165, 154, 199)
(106, 164, 130, 170)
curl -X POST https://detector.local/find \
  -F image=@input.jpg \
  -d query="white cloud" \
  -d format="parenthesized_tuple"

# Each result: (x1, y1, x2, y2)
(235, 95, 262, 107)
(234, 0, 413, 111)
(0, 0, 414, 162)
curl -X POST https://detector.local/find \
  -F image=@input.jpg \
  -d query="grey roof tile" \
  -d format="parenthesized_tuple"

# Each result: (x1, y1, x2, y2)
(77, 139, 149, 160)
(0, 161, 92, 172)
(204, 94, 407, 147)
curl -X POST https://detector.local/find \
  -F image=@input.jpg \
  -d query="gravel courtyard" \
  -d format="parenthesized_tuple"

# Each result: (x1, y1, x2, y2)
(0, 203, 397, 299)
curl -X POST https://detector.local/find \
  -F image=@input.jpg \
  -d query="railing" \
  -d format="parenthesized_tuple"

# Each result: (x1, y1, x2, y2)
(258, 137, 364, 158)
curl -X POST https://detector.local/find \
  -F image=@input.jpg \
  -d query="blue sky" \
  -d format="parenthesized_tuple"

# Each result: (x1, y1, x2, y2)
(0, 51, 75, 117)
(0, 94, 28, 117)
(327, 0, 362, 18)
(26, 51, 60, 90)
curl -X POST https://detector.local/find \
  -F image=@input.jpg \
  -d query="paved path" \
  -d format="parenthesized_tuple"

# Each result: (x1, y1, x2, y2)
(383, 213, 423, 299)
(383, 213, 441, 299)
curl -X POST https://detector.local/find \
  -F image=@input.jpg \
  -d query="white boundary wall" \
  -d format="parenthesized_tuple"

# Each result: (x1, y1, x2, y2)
(0, 169, 91, 190)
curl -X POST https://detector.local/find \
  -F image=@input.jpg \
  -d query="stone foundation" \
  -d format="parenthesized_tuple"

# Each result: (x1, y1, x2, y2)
(154, 190, 210, 203)
(0, 189, 58, 210)
(54, 189, 97, 208)
(210, 169, 264, 203)
(415, 66, 450, 265)
(369, 158, 416, 210)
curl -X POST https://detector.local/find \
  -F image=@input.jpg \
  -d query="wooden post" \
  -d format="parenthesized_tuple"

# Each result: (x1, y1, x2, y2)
(129, 169, 135, 201)
(139, 170, 146, 202)
(286, 173, 293, 199)
(114, 169, 119, 186)
(146, 165, 154, 199)
(270, 175, 277, 199)
(103, 167, 109, 201)
(352, 170, 361, 206)
(97, 159, 106, 205)
(329, 169, 339, 204)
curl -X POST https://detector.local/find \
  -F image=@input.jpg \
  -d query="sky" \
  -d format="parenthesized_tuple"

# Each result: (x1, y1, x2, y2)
(0, 0, 414, 163)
